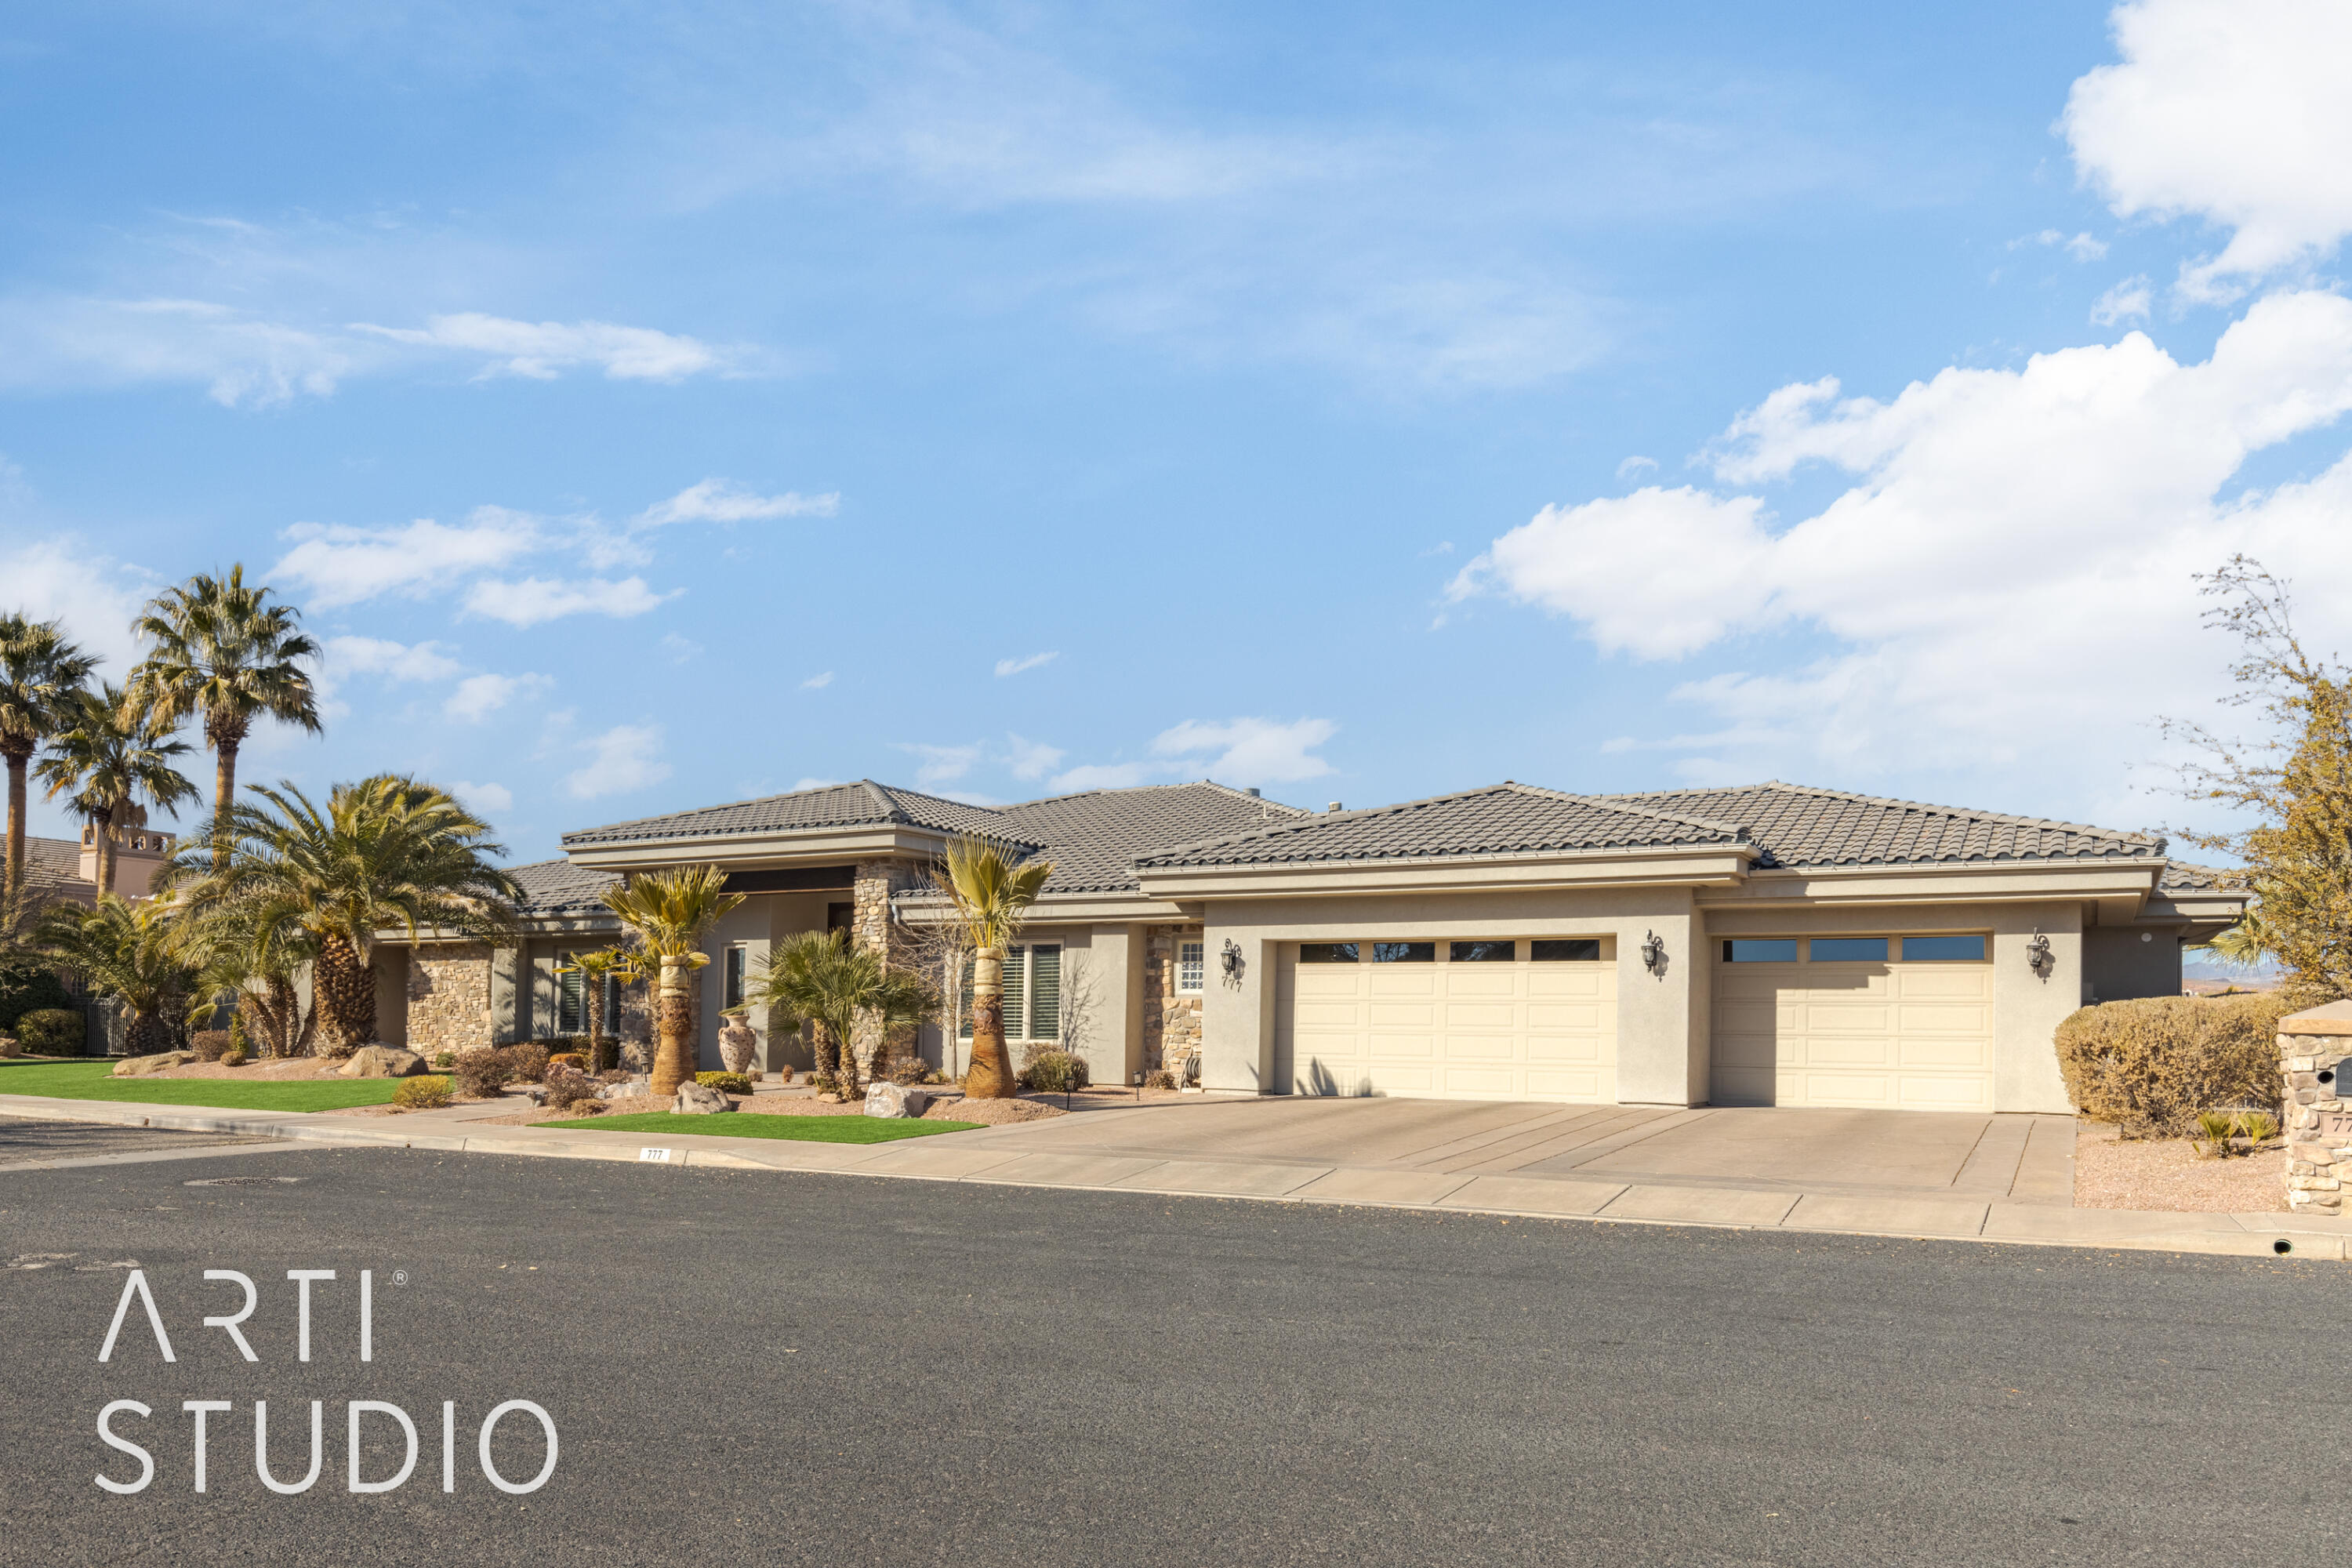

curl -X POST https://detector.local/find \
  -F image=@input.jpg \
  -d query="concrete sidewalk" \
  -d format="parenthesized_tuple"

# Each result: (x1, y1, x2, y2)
(6, 1089, 2345, 1262)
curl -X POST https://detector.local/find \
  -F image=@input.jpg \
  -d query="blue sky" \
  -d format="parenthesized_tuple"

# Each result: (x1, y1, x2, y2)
(5, 1, 2352, 863)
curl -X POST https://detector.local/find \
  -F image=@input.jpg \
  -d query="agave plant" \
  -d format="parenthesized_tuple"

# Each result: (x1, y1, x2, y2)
(598, 866, 743, 1097)
(750, 928, 936, 1098)
(39, 893, 195, 1056)
(930, 837, 1052, 1098)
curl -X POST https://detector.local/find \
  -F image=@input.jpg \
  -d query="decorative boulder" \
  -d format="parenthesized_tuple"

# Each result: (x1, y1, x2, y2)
(336, 1045, 426, 1079)
(673, 1080, 736, 1114)
(112, 1050, 195, 1078)
(601, 1076, 651, 1101)
(865, 1083, 928, 1119)
(0, 1036, 21, 1058)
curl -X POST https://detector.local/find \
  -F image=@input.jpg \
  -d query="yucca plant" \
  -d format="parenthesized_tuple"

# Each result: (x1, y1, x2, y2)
(598, 866, 743, 1096)
(38, 893, 194, 1056)
(931, 836, 1053, 1098)
(554, 945, 642, 1072)
(749, 928, 935, 1098)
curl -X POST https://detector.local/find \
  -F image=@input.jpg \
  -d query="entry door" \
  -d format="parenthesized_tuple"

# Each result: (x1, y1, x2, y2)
(1711, 936, 1994, 1111)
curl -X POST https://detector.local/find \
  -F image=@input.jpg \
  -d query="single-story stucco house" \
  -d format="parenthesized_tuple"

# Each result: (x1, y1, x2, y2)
(368, 775, 2249, 1116)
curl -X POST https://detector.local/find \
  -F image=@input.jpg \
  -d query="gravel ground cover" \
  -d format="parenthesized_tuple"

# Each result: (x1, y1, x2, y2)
(473, 1091, 1071, 1127)
(2074, 1122, 2287, 1212)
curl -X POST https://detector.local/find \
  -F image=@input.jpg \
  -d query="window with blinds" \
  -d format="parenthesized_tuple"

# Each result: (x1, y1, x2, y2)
(555, 953, 619, 1036)
(953, 944, 1063, 1040)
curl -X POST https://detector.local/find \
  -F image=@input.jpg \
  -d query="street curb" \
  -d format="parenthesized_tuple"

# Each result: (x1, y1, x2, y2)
(3, 1091, 2343, 1262)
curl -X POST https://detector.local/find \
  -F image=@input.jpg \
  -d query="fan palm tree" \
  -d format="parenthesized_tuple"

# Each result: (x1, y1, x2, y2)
(598, 866, 744, 1096)
(931, 836, 1052, 1098)
(35, 681, 199, 899)
(39, 893, 194, 1057)
(124, 567, 321, 870)
(554, 945, 642, 1072)
(750, 928, 937, 1097)
(0, 614, 100, 905)
(165, 775, 521, 1055)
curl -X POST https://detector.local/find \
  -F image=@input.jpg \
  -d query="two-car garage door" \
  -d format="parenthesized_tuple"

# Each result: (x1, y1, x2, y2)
(1711, 935, 1994, 1112)
(1284, 938, 1616, 1102)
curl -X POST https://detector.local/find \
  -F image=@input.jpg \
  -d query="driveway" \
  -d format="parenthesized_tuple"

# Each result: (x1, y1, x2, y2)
(966, 1096, 2078, 1206)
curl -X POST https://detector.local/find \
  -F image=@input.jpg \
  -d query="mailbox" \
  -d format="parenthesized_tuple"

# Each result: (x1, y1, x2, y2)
(2318, 1058, 2342, 1096)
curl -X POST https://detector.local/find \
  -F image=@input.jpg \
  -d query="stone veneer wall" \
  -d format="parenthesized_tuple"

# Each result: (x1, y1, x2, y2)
(1140, 923, 1204, 1077)
(406, 942, 494, 1058)
(851, 858, 918, 1069)
(2281, 1012, 2352, 1216)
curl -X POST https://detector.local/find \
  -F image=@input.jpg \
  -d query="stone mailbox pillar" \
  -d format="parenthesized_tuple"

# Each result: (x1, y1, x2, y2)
(2280, 1000, 2352, 1217)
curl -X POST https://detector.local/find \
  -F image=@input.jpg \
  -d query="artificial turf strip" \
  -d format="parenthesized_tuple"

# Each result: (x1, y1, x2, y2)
(0, 1058, 403, 1112)
(546, 1110, 982, 1142)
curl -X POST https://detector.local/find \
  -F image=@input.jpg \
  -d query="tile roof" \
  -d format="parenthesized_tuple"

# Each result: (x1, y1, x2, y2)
(1597, 782, 2165, 870)
(2158, 860, 2241, 892)
(510, 858, 622, 917)
(562, 779, 1022, 849)
(1136, 784, 1749, 870)
(23, 836, 83, 887)
(996, 782, 1312, 894)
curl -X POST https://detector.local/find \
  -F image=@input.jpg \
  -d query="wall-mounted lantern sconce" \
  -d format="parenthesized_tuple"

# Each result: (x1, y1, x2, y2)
(1640, 930, 1667, 977)
(1220, 938, 1245, 985)
(2025, 929, 2053, 979)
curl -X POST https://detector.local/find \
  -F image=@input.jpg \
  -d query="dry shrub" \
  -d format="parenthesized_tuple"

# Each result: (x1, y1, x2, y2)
(2056, 993, 2298, 1137)
(451, 1049, 512, 1099)
(503, 1041, 551, 1084)
(1018, 1048, 1090, 1094)
(543, 1065, 604, 1112)
(695, 1070, 753, 1095)
(547, 1051, 586, 1073)
(188, 1029, 232, 1063)
(393, 1076, 453, 1110)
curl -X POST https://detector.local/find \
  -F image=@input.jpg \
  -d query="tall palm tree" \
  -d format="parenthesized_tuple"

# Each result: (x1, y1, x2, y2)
(0, 614, 100, 905)
(598, 866, 743, 1097)
(35, 681, 199, 899)
(39, 893, 194, 1057)
(554, 945, 641, 1072)
(931, 836, 1052, 1099)
(165, 775, 520, 1055)
(750, 928, 935, 1098)
(125, 567, 321, 870)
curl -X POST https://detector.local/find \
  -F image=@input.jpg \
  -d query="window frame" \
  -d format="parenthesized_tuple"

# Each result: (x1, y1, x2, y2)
(1177, 938, 1205, 994)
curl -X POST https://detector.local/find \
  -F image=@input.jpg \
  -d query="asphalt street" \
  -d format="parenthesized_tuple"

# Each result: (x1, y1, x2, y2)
(1, 1120, 2347, 1566)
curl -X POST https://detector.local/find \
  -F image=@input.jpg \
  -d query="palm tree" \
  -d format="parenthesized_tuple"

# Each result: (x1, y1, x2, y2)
(750, 928, 935, 1098)
(180, 895, 319, 1059)
(125, 567, 321, 870)
(39, 894, 194, 1057)
(35, 681, 200, 899)
(0, 614, 100, 905)
(2198, 908, 2273, 971)
(554, 945, 641, 1072)
(165, 775, 520, 1055)
(931, 836, 1052, 1098)
(598, 866, 744, 1096)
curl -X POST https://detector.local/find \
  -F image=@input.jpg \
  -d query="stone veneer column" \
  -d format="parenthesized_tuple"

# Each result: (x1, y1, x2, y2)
(404, 942, 494, 1058)
(850, 858, 914, 1070)
(2281, 1001, 2352, 1217)
(1138, 924, 1204, 1079)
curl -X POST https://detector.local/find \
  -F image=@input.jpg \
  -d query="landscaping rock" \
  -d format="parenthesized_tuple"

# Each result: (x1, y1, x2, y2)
(673, 1080, 736, 1114)
(601, 1076, 651, 1100)
(864, 1083, 929, 1119)
(0, 1036, 19, 1058)
(336, 1045, 427, 1079)
(112, 1051, 195, 1077)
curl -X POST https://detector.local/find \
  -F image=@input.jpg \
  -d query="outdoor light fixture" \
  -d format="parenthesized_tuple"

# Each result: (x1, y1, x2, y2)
(2026, 930, 2053, 977)
(1220, 938, 1245, 983)
(1640, 930, 1666, 976)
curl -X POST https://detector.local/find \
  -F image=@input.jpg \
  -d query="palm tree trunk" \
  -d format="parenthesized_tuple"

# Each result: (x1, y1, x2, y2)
(125, 1009, 171, 1057)
(93, 807, 118, 898)
(2, 747, 26, 906)
(210, 734, 239, 872)
(652, 956, 694, 1097)
(314, 930, 375, 1056)
(967, 946, 1014, 1098)
(586, 976, 607, 1073)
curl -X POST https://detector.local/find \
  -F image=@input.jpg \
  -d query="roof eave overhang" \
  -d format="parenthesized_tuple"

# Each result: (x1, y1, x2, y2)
(893, 890, 1194, 924)
(563, 826, 951, 872)
(1697, 858, 2172, 923)
(1132, 844, 1755, 902)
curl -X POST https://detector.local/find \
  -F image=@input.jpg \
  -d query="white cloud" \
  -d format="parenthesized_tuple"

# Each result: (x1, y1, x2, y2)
(1152, 717, 1338, 785)
(1049, 761, 1157, 792)
(2091, 275, 2154, 325)
(1452, 288, 2352, 789)
(0, 534, 150, 670)
(994, 651, 1059, 678)
(896, 742, 982, 787)
(462, 575, 675, 627)
(2065, 0, 2352, 295)
(1616, 456, 1659, 480)
(637, 479, 839, 526)
(0, 296, 357, 407)
(445, 672, 553, 723)
(1004, 733, 1065, 781)
(449, 780, 514, 817)
(2016, 229, 2110, 262)
(800, 670, 835, 689)
(659, 633, 702, 664)
(566, 723, 673, 800)
(323, 636, 463, 683)
(791, 777, 842, 792)
(273, 510, 543, 608)
(352, 313, 726, 382)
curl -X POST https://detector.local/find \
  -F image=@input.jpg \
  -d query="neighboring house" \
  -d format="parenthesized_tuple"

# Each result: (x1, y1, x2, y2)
(20, 828, 177, 906)
(372, 777, 2248, 1116)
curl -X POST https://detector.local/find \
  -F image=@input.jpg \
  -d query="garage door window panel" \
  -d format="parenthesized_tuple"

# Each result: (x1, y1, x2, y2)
(1300, 942, 1359, 964)
(1809, 937, 1889, 963)
(1902, 935, 1987, 961)
(1371, 942, 1435, 962)
(1530, 939, 1599, 962)
(1449, 940, 1516, 962)
(1723, 939, 1798, 963)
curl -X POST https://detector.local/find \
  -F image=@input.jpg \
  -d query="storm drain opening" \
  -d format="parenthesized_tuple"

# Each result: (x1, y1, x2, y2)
(183, 1175, 305, 1188)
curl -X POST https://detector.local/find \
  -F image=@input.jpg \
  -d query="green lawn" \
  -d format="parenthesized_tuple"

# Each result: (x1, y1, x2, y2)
(546, 1110, 981, 1142)
(0, 1057, 402, 1112)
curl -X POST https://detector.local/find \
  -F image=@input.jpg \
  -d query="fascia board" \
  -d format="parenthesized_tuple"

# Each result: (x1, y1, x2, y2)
(2143, 891, 2252, 924)
(1697, 861, 2164, 910)
(895, 893, 1192, 924)
(564, 828, 937, 871)
(1134, 847, 1752, 901)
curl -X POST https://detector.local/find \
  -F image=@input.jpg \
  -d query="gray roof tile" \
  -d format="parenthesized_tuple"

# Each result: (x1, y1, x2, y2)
(562, 779, 1021, 849)
(510, 858, 622, 916)
(1597, 782, 2164, 869)
(999, 782, 1312, 893)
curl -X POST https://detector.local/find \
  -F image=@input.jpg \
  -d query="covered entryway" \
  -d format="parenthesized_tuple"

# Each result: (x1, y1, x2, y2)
(1283, 938, 1617, 1102)
(1711, 935, 1994, 1111)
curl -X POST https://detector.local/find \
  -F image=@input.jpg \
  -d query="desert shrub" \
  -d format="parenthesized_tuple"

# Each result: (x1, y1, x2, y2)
(887, 1055, 931, 1086)
(597, 1067, 632, 1084)
(0, 954, 71, 1032)
(2056, 993, 2296, 1137)
(220, 1046, 249, 1068)
(1018, 1048, 1090, 1094)
(1145, 1069, 1177, 1091)
(503, 1040, 550, 1084)
(543, 1065, 604, 1112)
(392, 1075, 453, 1110)
(768, 1065, 795, 1086)
(16, 1007, 85, 1056)
(432, 1051, 455, 1069)
(547, 1051, 586, 1073)
(695, 1071, 753, 1096)
(451, 1048, 513, 1099)
(189, 1029, 232, 1063)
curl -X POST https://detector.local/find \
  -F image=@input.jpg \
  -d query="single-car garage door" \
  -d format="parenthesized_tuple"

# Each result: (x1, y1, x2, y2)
(1711, 934, 1994, 1111)
(1285, 938, 1616, 1102)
